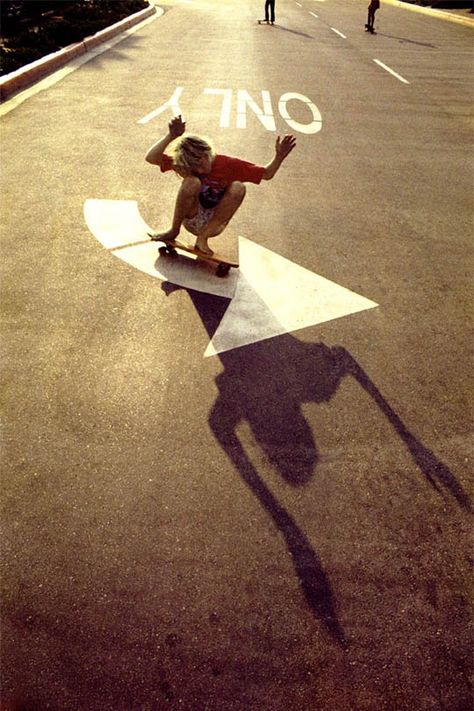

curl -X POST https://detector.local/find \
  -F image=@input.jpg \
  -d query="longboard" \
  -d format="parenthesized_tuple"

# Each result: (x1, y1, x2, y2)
(151, 235, 239, 278)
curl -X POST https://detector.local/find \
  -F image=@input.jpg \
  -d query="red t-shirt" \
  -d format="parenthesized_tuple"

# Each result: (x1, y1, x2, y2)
(161, 153, 265, 209)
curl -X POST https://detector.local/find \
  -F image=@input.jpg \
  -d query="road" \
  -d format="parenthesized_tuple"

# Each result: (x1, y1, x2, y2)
(1, 1, 472, 709)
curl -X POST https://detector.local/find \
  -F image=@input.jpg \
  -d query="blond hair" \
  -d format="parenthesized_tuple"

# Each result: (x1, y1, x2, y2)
(170, 134, 215, 173)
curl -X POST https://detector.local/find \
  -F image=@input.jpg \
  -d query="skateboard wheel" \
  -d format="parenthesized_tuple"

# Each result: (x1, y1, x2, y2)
(216, 263, 230, 278)
(159, 245, 177, 257)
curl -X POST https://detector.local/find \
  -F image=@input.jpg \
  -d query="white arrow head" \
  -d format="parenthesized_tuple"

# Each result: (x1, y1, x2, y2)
(204, 237, 378, 356)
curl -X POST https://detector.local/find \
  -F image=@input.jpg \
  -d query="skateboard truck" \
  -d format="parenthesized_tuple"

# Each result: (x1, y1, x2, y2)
(151, 234, 238, 278)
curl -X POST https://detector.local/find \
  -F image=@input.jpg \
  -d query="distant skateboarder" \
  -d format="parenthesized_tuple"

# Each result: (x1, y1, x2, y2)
(264, 0, 276, 25)
(145, 115, 296, 255)
(365, 0, 379, 33)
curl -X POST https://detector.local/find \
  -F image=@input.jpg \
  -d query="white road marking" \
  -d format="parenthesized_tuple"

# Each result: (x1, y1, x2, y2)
(84, 199, 150, 248)
(373, 59, 410, 84)
(236, 90, 276, 131)
(140, 87, 323, 134)
(309, 12, 319, 19)
(205, 238, 378, 356)
(278, 92, 322, 134)
(83, 199, 237, 298)
(115, 242, 238, 299)
(203, 88, 232, 128)
(331, 28, 347, 39)
(137, 86, 184, 125)
(84, 200, 379, 356)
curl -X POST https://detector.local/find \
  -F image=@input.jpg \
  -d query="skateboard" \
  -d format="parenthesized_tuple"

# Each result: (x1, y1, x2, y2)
(258, 19, 274, 25)
(151, 235, 239, 277)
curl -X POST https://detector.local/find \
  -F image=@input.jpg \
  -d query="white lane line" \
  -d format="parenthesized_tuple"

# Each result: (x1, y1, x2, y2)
(373, 59, 410, 84)
(330, 27, 347, 38)
(296, 2, 302, 7)
(309, 11, 319, 18)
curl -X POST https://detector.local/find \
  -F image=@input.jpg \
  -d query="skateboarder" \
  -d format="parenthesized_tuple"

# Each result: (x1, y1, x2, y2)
(145, 115, 296, 255)
(264, 0, 276, 25)
(365, 0, 379, 33)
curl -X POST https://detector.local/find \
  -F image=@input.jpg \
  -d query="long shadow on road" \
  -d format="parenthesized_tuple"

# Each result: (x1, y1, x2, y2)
(163, 285, 471, 645)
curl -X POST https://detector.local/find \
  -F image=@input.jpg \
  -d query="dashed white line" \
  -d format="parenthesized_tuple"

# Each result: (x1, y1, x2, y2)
(373, 59, 410, 84)
(300, 5, 410, 84)
(301, 5, 411, 85)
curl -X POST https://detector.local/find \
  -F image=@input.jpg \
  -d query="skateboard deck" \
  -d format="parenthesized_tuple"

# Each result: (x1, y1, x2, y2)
(151, 235, 239, 277)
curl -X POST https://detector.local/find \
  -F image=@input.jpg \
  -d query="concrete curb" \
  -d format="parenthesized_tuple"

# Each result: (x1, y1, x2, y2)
(0, 1, 160, 102)
(381, 0, 474, 27)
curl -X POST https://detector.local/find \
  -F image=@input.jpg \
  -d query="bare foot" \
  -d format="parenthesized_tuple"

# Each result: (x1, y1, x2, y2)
(194, 237, 214, 255)
(149, 229, 179, 242)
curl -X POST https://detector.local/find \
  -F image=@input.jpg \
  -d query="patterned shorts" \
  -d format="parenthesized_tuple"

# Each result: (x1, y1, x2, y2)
(182, 203, 215, 236)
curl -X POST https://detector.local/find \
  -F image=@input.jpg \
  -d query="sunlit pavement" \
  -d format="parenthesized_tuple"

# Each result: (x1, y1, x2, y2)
(1, 1, 472, 709)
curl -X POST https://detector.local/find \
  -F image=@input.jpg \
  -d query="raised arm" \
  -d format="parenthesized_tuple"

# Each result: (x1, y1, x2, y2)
(145, 115, 186, 166)
(262, 134, 296, 181)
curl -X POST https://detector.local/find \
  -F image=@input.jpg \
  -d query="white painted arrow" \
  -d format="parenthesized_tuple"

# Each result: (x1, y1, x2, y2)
(205, 237, 378, 356)
(84, 198, 238, 298)
(84, 199, 379, 356)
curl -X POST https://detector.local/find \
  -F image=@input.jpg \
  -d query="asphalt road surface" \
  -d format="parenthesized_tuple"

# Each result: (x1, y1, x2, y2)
(1, 1, 472, 710)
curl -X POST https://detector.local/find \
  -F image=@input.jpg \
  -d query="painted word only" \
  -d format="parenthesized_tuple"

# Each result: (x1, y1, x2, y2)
(138, 87, 322, 135)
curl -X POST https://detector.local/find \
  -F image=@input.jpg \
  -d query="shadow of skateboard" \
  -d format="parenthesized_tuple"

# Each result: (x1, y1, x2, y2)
(151, 235, 239, 278)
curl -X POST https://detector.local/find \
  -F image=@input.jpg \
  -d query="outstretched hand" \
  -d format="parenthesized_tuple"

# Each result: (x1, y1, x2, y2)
(169, 114, 186, 139)
(275, 134, 296, 160)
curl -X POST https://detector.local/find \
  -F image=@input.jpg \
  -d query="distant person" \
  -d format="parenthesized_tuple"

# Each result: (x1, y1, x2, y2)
(145, 115, 296, 255)
(365, 0, 379, 33)
(264, 0, 276, 25)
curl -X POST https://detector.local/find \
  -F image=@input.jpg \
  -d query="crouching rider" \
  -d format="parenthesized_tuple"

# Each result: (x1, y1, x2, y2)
(145, 115, 296, 255)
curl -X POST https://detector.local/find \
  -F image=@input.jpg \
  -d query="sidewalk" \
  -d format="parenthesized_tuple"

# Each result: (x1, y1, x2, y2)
(0, 1, 162, 102)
